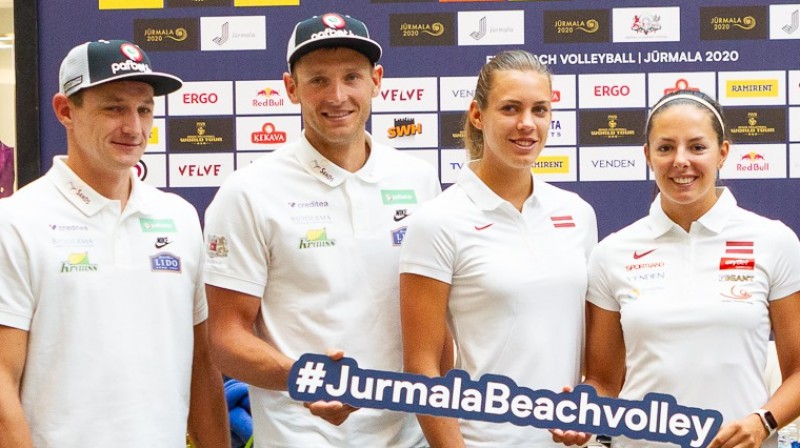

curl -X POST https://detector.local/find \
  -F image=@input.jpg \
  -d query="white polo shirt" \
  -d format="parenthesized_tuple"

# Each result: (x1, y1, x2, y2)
(587, 188, 800, 448)
(399, 163, 598, 447)
(204, 132, 441, 448)
(0, 157, 207, 447)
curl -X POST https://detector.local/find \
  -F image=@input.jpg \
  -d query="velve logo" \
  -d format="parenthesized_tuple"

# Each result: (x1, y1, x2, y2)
(169, 153, 234, 188)
(457, 10, 525, 46)
(373, 78, 438, 113)
(371, 113, 439, 148)
(200, 16, 266, 51)
(168, 81, 234, 116)
(578, 73, 646, 108)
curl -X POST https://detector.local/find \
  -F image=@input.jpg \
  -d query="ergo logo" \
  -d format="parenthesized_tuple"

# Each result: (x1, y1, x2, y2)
(594, 85, 631, 96)
(183, 93, 219, 104)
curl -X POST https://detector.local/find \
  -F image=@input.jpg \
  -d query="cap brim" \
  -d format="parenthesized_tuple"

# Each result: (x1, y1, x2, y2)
(73, 72, 184, 97)
(289, 36, 382, 68)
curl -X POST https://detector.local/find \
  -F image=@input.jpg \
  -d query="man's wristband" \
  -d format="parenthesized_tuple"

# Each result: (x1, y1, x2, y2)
(754, 408, 778, 437)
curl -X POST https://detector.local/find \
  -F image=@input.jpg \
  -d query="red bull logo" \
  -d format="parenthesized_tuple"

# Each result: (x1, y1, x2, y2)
(253, 87, 285, 107)
(257, 87, 281, 97)
(736, 151, 769, 172)
(740, 151, 765, 161)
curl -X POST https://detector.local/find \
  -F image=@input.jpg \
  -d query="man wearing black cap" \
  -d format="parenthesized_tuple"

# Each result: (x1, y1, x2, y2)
(0, 40, 229, 447)
(203, 13, 441, 447)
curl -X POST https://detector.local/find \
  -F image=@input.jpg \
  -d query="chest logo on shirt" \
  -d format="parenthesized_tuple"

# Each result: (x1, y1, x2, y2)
(381, 190, 417, 205)
(299, 228, 336, 249)
(393, 209, 410, 222)
(720, 241, 755, 271)
(155, 236, 173, 249)
(391, 226, 407, 246)
(60, 252, 98, 273)
(150, 253, 182, 273)
(140, 218, 177, 233)
(633, 248, 657, 259)
(720, 285, 753, 300)
(550, 215, 575, 228)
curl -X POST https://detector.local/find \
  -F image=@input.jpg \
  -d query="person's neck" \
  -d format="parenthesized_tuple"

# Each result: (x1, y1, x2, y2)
(309, 134, 370, 173)
(64, 157, 132, 210)
(472, 161, 532, 212)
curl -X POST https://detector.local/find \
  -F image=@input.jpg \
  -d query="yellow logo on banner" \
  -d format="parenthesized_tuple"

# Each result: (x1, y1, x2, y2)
(99, 0, 163, 9)
(532, 156, 570, 174)
(149, 127, 159, 145)
(234, 0, 299, 6)
(726, 80, 779, 98)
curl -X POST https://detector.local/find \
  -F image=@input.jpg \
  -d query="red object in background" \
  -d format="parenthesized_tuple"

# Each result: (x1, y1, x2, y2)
(0, 141, 14, 198)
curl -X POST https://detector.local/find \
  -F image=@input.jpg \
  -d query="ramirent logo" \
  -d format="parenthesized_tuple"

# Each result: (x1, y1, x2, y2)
(111, 60, 151, 74)
(289, 354, 723, 448)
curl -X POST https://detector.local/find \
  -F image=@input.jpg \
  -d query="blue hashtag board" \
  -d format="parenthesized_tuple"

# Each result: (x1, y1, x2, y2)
(288, 353, 723, 448)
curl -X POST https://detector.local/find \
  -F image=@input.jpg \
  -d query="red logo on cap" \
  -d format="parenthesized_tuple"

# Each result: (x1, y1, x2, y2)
(321, 13, 346, 29)
(120, 43, 144, 62)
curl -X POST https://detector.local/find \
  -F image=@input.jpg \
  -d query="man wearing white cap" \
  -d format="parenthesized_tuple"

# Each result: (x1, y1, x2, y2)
(0, 40, 229, 447)
(203, 12, 441, 447)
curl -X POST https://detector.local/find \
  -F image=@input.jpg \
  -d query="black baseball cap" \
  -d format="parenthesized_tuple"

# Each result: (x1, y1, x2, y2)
(59, 39, 183, 97)
(286, 13, 382, 70)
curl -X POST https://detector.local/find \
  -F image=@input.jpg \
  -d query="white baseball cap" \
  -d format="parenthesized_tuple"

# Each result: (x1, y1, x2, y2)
(59, 39, 183, 97)
(286, 13, 382, 70)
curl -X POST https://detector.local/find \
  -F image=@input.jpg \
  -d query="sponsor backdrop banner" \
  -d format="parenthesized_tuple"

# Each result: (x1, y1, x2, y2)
(36, 0, 800, 238)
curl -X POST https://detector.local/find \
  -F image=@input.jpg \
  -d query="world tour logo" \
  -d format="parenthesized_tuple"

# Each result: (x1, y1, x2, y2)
(289, 354, 723, 448)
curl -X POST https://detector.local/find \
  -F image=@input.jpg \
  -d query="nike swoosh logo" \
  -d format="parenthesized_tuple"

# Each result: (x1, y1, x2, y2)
(394, 215, 408, 222)
(633, 248, 657, 259)
(474, 224, 494, 231)
(155, 242, 172, 249)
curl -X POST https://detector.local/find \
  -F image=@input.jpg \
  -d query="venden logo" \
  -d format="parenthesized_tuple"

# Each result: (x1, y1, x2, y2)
(390, 13, 456, 46)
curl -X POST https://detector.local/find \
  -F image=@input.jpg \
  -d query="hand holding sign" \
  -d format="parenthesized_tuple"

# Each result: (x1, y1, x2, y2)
(288, 353, 724, 447)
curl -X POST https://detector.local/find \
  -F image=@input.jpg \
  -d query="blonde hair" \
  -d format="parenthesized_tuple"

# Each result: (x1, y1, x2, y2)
(463, 50, 552, 160)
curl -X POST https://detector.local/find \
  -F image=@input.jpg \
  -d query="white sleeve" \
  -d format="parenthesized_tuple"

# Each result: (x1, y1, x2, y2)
(398, 205, 456, 285)
(767, 222, 800, 301)
(0, 201, 35, 330)
(203, 176, 269, 299)
(586, 240, 621, 312)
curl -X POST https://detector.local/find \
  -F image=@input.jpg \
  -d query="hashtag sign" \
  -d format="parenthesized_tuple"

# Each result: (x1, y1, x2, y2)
(294, 361, 327, 394)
